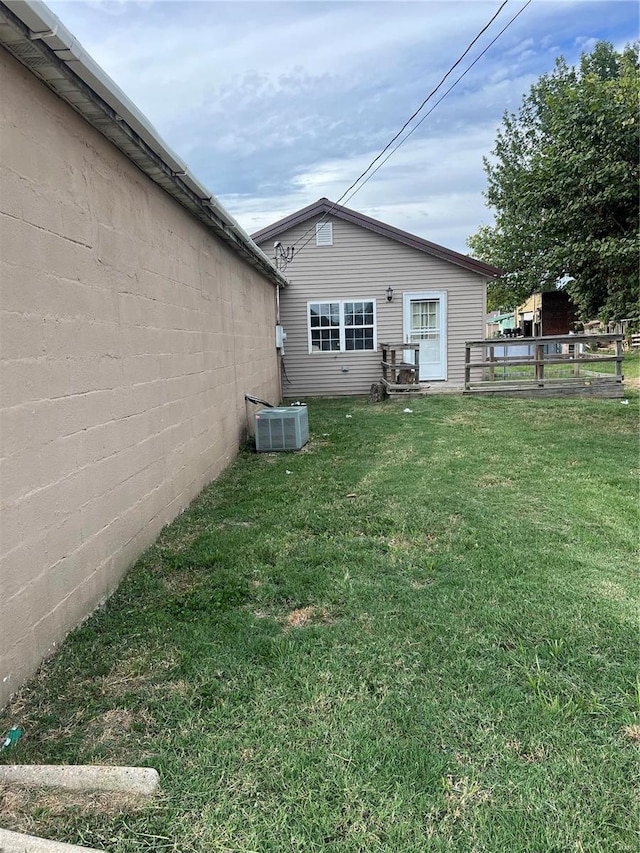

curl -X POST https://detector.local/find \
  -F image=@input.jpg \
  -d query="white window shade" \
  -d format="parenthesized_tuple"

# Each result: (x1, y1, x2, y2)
(315, 222, 333, 246)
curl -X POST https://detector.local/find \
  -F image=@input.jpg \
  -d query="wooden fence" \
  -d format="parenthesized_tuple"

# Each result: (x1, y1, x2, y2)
(464, 334, 624, 397)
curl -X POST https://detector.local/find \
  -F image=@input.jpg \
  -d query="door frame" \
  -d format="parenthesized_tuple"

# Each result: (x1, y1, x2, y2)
(402, 290, 448, 381)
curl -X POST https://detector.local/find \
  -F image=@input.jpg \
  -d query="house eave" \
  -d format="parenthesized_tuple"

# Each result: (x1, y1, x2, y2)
(252, 198, 503, 280)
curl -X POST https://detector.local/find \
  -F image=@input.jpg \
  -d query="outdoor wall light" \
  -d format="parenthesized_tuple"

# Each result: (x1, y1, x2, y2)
(386, 287, 394, 303)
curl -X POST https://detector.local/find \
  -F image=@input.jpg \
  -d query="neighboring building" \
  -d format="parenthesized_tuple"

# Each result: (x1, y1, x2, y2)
(514, 291, 578, 337)
(486, 311, 515, 338)
(252, 199, 502, 397)
(0, 1, 286, 708)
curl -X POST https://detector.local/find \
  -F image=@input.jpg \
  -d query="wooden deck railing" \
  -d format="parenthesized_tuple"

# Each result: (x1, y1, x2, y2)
(380, 343, 420, 393)
(464, 334, 624, 397)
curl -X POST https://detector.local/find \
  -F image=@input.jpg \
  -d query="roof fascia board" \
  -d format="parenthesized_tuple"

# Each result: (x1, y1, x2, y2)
(335, 204, 501, 277)
(5, 0, 188, 172)
(252, 198, 502, 279)
(251, 200, 329, 244)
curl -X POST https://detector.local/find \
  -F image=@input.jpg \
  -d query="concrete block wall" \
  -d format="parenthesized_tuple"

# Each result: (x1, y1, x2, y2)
(0, 48, 280, 708)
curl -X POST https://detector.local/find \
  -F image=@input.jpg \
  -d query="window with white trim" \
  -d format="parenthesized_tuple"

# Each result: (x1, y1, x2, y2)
(315, 222, 333, 246)
(308, 301, 376, 352)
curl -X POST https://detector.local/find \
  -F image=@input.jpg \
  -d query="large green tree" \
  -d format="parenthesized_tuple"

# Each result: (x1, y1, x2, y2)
(468, 41, 639, 320)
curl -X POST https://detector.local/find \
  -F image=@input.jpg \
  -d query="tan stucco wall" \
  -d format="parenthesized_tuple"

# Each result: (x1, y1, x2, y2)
(0, 48, 280, 707)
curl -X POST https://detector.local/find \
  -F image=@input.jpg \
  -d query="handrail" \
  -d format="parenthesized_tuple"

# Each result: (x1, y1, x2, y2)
(465, 333, 623, 346)
(380, 343, 420, 391)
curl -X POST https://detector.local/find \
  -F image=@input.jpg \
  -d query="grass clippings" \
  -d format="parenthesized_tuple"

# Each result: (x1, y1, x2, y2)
(1, 391, 638, 852)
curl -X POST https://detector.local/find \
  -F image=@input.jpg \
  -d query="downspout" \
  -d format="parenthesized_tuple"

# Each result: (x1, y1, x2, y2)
(276, 282, 281, 325)
(272, 243, 282, 324)
(273, 244, 285, 401)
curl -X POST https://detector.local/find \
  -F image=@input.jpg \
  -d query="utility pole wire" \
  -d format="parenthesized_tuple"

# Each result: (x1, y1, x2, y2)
(290, 0, 513, 255)
(293, 0, 532, 255)
(338, 0, 533, 212)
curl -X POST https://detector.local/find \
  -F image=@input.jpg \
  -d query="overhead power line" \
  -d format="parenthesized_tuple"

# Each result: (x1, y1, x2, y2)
(290, 0, 531, 259)
(337, 0, 533, 211)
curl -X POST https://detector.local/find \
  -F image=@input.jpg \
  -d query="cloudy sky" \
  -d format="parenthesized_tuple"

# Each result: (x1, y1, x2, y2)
(45, 0, 638, 252)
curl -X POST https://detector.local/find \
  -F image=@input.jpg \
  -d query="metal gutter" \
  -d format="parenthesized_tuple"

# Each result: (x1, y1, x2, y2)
(0, 0, 287, 288)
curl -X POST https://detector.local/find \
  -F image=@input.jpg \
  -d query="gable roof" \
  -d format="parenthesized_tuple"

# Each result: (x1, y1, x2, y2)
(0, 0, 286, 288)
(252, 198, 503, 279)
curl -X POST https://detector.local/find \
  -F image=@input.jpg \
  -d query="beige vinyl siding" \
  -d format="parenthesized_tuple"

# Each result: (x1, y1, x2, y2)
(259, 218, 485, 397)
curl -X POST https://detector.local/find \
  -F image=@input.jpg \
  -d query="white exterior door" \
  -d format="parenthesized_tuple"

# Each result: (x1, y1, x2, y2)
(403, 291, 447, 381)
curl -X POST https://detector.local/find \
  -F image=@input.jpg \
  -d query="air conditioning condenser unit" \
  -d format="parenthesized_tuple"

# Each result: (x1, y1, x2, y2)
(254, 406, 309, 452)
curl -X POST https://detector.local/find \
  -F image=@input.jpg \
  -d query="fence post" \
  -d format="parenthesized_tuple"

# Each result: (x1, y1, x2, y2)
(465, 345, 471, 389)
(535, 342, 544, 384)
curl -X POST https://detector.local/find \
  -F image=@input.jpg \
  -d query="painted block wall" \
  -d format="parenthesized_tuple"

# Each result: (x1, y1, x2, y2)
(0, 48, 280, 708)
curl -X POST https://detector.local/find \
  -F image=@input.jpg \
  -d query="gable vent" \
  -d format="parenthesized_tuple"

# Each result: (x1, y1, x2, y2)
(315, 222, 333, 246)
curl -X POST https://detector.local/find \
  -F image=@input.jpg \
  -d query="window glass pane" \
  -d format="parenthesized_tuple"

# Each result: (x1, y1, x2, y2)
(412, 302, 426, 327)
(411, 300, 438, 331)
(310, 301, 374, 352)
(311, 328, 340, 351)
(345, 302, 374, 327)
(345, 327, 374, 350)
(310, 303, 339, 328)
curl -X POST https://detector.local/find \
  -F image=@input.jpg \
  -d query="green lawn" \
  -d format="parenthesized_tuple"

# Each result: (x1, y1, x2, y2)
(1, 392, 638, 852)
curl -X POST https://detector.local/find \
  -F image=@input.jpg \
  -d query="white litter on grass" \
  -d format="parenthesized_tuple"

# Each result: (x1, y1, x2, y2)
(286, 470, 293, 475)
(346, 414, 353, 418)
(403, 408, 413, 413)
(621, 399, 629, 405)
(322, 433, 330, 437)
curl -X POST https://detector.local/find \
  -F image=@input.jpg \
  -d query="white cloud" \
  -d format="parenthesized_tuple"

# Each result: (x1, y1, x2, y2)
(44, 0, 639, 254)
(224, 119, 504, 251)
